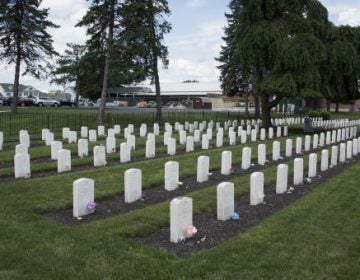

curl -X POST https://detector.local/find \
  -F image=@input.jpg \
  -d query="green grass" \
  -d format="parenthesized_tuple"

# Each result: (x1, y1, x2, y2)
(0, 141, 359, 279)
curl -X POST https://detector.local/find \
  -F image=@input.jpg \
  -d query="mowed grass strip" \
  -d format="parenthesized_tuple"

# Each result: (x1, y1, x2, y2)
(0, 151, 359, 279)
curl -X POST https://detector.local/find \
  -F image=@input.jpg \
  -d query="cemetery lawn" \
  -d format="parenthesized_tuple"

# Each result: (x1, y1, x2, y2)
(0, 159, 360, 278)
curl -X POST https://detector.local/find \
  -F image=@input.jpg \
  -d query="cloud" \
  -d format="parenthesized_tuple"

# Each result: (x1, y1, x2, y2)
(186, 0, 205, 8)
(337, 8, 360, 26)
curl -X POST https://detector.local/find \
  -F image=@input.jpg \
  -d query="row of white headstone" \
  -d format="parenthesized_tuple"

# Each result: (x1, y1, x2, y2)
(169, 139, 360, 243)
(13, 124, 357, 179)
(71, 133, 360, 222)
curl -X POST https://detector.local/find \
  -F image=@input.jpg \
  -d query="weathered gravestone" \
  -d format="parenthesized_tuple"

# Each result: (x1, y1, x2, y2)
(51, 141, 62, 160)
(250, 172, 264, 206)
(170, 197, 193, 243)
(165, 161, 180, 191)
(14, 153, 31, 178)
(221, 151, 232, 175)
(217, 182, 234, 221)
(276, 164, 288, 194)
(57, 149, 71, 173)
(73, 178, 95, 218)
(124, 169, 142, 203)
(93, 146, 106, 167)
(78, 139, 89, 158)
(197, 156, 210, 183)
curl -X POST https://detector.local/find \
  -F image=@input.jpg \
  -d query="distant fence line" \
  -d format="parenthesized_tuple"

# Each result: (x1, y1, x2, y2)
(0, 110, 247, 137)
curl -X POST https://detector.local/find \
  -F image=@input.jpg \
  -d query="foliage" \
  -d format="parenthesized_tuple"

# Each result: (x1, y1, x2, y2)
(0, 0, 58, 113)
(308, 110, 320, 118)
(319, 111, 331, 120)
(119, 0, 171, 121)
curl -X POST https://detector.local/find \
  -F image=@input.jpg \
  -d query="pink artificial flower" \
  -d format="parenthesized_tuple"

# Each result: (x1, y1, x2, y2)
(87, 201, 97, 210)
(186, 225, 197, 237)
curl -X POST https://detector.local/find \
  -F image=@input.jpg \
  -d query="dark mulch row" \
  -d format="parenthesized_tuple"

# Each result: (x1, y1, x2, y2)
(138, 156, 359, 258)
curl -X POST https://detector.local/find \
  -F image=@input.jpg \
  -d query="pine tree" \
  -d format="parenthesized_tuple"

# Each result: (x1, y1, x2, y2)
(0, 0, 59, 113)
(120, 0, 171, 121)
(231, 0, 330, 127)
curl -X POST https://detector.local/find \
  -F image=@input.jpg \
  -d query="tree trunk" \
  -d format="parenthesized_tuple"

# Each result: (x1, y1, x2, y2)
(335, 102, 339, 113)
(245, 89, 249, 118)
(98, 0, 115, 125)
(254, 92, 260, 119)
(260, 93, 271, 128)
(75, 82, 80, 108)
(326, 100, 330, 112)
(148, 0, 162, 122)
(12, 0, 23, 114)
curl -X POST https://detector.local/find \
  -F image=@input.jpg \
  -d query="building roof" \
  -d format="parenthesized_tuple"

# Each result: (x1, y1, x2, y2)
(109, 81, 223, 96)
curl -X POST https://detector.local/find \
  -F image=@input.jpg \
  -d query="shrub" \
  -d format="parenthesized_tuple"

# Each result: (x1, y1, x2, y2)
(308, 110, 320, 118)
(320, 111, 332, 120)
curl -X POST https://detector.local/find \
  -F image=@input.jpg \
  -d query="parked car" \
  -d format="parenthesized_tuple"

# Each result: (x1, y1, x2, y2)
(59, 100, 76, 107)
(147, 101, 157, 108)
(3, 97, 34, 106)
(33, 97, 60, 107)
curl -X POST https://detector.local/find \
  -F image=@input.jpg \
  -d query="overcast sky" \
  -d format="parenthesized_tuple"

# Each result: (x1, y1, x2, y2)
(0, 0, 359, 92)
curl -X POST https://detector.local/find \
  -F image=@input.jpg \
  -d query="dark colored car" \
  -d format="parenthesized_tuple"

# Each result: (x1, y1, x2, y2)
(59, 100, 76, 107)
(3, 97, 34, 106)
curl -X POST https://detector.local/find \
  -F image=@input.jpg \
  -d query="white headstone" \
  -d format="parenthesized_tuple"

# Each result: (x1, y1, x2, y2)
(57, 149, 71, 173)
(293, 158, 303, 185)
(201, 134, 209, 150)
(194, 130, 200, 143)
(15, 144, 28, 155)
(296, 137, 302, 154)
(51, 141, 63, 160)
(268, 127, 274, 139)
(89, 130, 97, 142)
(179, 130, 186, 145)
(93, 146, 106, 167)
(276, 126, 281, 138)
(167, 138, 176, 155)
(197, 156, 210, 183)
(241, 130, 247, 144)
(120, 142, 131, 163)
(146, 140, 155, 158)
(140, 125, 147, 137)
(124, 169, 142, 203)
(260, 128, 266, 141)
(251, 129, 257, 142)
(153, 123, 160, 136)
(186, 136, 194, 152)
(165, 161, 180, 191)
(319, 133, 325, 147)
(276, 164, 288, 194)
(250, 172, 264, 206)
(41, 128, 49, 141)
(106, 136, 116, 154)
(308, 153, 317, 178)
(107, 128, 115, 138)
(127, 135, 136, 151)
(62, 127, 70, 139)
(304, 135, 311, 152)
(19, 131, 30, 148)
(73, 178, 95, 218)
(321, 149, 329, 171)
(312, 134, 319, 150)
(272, 141, 280, 161)
(353, 138, 358, 156)
(331, 146, 338, 167)
(68, 131, 77, 144)
(14, 153, 31, 178)
(285, 139, 292, 157)
(78, 139, 88, 158)
(114, 125, 121, 135)
(221, 151, 232, 175)
(170, 197, 193, 243)
(242, 147, 252, 170)
(339, 143, 346, 163)
(217, 182, 234, 221)
(346, 141, 353, 159)
(258, 144, 266, 165)
(81, 126, 88, 138)
(98, 125, 105, 136)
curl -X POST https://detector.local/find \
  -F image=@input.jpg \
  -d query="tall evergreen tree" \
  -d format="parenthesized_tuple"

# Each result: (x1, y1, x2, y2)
(229, 0, 329, 127)
(0, 0, 59, 113)
(120, 0, 171, 121)
(77, 0, 120, 124)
